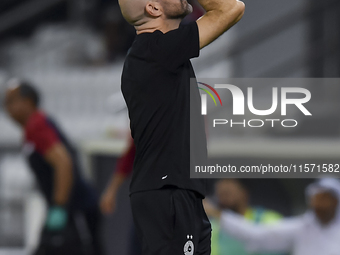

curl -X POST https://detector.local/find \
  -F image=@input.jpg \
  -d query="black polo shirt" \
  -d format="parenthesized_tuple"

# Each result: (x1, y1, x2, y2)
(121, 21, 207, 197)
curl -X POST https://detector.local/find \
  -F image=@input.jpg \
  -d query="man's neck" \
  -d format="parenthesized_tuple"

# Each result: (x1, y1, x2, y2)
(136, 19, 182, 34)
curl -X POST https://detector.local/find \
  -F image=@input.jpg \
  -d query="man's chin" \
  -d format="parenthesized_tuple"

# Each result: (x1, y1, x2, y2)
(166, 4, 193, 20)
(179, 5, 193, 20)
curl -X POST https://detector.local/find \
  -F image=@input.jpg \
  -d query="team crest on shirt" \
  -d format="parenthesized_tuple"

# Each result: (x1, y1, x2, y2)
(22, 142, 35, 156)
(184, 235, 194, 255)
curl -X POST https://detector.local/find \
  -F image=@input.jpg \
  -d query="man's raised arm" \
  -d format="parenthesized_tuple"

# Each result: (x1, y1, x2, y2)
(196, 0, 245, 49)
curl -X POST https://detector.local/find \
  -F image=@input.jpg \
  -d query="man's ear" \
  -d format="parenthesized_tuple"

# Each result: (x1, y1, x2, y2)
(145, 1, 162, 17)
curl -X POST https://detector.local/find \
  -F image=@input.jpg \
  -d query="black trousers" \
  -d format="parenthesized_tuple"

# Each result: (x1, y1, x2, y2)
(130, 186, 211, 255)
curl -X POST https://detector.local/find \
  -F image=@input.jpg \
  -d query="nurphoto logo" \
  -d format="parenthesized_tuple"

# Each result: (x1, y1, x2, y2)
(198, 82, 312, 128)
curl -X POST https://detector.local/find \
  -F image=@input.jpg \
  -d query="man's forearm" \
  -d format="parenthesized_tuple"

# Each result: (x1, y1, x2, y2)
(197, 0, 229, 12)
(196, 0, 245, 48)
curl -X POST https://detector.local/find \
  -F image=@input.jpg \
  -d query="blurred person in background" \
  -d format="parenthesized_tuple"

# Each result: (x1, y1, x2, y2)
(4, 80, 104, 255)
(209, 179, 284, 255)
(204, 178, 340, 255)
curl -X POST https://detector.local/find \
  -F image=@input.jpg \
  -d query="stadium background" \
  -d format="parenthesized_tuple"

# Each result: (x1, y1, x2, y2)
(0, 0, 339, 254)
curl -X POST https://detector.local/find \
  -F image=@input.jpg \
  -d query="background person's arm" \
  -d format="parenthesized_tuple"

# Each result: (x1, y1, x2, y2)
(100, 172, 127, 214)
(44, 142, 73, 206)
(43, 142, 73, 231)
(100, 137, 135, 214)
(220, 210, 299, 253)
(196, 0, 245, 49)
(26, 116, 73, 231)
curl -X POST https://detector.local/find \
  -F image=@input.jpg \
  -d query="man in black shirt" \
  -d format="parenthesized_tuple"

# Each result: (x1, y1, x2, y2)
(119, 0, 245, 254)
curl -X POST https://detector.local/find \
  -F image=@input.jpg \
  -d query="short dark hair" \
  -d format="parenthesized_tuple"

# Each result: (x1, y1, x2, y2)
(18, 81, 40, 107)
